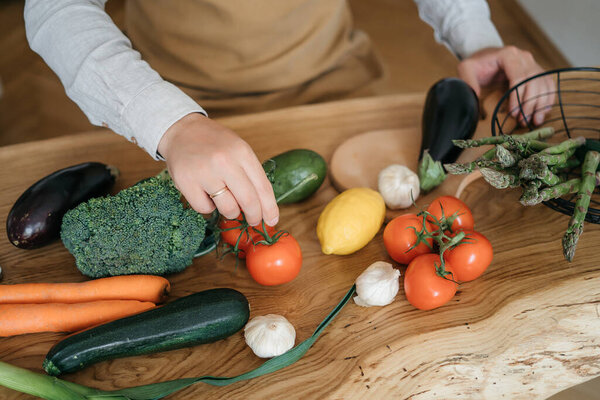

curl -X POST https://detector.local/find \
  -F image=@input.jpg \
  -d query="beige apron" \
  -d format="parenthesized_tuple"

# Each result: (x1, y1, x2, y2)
(125, 0, 383, 116)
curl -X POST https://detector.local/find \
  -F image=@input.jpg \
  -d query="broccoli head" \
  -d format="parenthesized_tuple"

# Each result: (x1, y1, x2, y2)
(61, 173, 206, 277)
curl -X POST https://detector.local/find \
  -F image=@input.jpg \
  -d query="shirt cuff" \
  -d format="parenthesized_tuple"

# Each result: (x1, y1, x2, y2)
(120, 80, 207, 160)
(449, 18, 504, 59)
(450, 19, 504, 59)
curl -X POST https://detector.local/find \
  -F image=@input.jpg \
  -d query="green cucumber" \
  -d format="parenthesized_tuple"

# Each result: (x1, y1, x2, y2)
(262, 149, 327, 204)
(43, 288, 250, 376)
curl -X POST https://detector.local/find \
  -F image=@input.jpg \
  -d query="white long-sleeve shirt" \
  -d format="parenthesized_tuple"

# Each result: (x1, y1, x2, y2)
(24, 0, 503, 160)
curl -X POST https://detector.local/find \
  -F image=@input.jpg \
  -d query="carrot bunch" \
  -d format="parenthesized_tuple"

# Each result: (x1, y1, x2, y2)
(0, 275, 170, 336)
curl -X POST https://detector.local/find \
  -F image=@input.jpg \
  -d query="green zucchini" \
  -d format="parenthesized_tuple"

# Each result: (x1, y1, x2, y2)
(263, 149, 327, 204)
(43, 288, 250, 376)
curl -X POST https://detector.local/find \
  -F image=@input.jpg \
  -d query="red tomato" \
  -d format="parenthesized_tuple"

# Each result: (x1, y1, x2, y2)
(426, 196, 474, 232)
(219, 217, 276, 259)
(219, 217, 248, 247)
(444, 230, 493, 282)
(383, 214, 434, 265)
(246, 234, 302, 286)
(404, 253, 457, 310)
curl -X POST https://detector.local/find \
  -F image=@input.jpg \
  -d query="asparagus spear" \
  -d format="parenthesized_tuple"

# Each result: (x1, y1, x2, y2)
(550, 158, 581, 173)
(453, 136, 506, 149)
(520, 180, 542, 202)
(447, 130, 555, 175)
(518, 157, 541, 180)
(444, 159, 502, 175)
(521, 172, 600, 206)
(503, 137, 550, 157)
(562, 151, 600, 262)
(540, 167, 561, 186)
(452, 127, 555, 148)
(482, 147, 497, 160)
(530, 147, 577, 166)
(525, 140, 552, 152)
(518, 126, 556, 141)
(541, 136, 586, 155)
(496, 145, 518, 167)
(528, 162, 562, 186)
(445, 145, 514, 175)
(480, 167, 520, 189)
(503, 135, 530, 157)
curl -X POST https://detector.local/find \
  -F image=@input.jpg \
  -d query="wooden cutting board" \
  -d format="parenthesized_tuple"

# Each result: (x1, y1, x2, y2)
(0, 94, 599, 400)
(329, 127, 421, 192)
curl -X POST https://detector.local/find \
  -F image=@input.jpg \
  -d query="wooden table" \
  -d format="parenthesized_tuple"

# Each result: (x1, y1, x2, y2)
(0, 94, 599, 399)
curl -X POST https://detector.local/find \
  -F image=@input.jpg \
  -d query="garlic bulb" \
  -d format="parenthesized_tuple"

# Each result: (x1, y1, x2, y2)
(354, 261, 400, 307)
(378, 164, 420, 209)
(244, 314, 296, 358)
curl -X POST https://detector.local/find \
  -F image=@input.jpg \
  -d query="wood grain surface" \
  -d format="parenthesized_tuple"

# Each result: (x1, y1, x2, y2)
(0, 94, 599, 400)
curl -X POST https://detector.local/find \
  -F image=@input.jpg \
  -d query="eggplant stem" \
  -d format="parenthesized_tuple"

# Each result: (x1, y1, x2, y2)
(106, 165, 120, 180)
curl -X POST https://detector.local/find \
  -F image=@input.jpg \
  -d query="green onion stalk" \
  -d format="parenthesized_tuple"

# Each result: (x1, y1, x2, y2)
(0, 361, 125, 400)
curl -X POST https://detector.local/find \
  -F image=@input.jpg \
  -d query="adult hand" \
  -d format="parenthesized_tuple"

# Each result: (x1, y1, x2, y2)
(457, 46, 555, 126)
(158, 113, 279, 226)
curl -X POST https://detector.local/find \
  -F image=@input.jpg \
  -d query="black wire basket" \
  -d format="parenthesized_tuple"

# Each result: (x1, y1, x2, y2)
(491, 66, 600, 224)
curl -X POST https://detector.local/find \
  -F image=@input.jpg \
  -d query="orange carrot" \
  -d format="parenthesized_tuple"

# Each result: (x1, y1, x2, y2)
(0, 300, 156, 336)
(0, 275, 170, 304)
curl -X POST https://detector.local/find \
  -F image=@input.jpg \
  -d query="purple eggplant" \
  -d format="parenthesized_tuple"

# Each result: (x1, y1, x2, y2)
(7, 162, 119, 249)
(418, 78, 479, 191)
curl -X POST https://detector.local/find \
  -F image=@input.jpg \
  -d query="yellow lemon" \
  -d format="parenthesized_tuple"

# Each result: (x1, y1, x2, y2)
(317, 187, 385, 255)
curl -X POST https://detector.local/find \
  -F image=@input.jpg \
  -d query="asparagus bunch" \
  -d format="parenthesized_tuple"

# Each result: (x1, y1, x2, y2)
(445, 127, 599, 261)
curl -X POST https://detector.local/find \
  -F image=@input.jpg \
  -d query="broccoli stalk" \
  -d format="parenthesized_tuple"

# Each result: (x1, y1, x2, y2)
(61, 171, 206, 277)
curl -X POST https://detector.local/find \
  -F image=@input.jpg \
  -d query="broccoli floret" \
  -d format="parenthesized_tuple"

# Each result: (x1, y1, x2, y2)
(61, 173, 206, 277)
